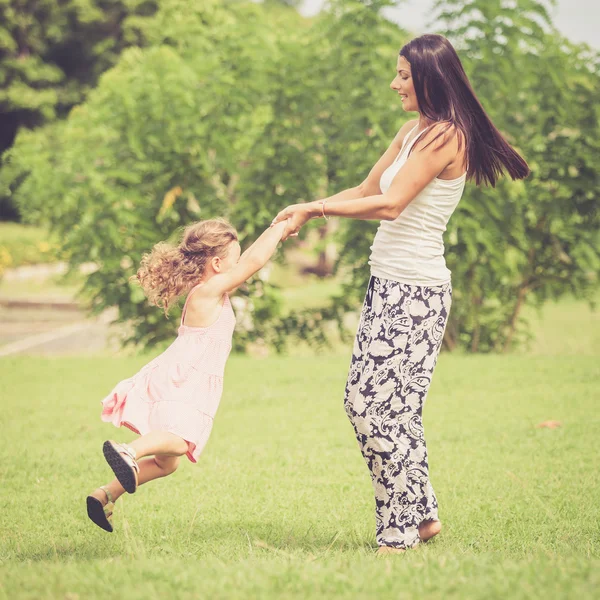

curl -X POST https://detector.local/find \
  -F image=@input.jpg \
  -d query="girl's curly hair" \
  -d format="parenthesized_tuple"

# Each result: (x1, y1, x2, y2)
(132, 218, 238, 315)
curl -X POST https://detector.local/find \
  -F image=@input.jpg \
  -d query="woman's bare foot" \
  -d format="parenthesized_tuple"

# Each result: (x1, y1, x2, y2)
(376, 520, 442, 554)
(418, 519, 442, 542)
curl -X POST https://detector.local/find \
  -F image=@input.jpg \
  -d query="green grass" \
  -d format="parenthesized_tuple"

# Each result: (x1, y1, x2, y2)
(0, 271, 85, 302)
(269, 249, 345, 314)
(1, 277, 598, 598)
(522, 295, 600, 356)
(1, 346, 599, 598)
(279, 275, 343, 313)
(0, 222, 61, 269)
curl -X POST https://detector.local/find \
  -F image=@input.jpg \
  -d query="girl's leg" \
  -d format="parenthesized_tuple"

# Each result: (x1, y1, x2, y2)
(100, 431, 188, 494)
(90, 454, 181, 504)
(91, 431, 187, 503)
(128, 431, 189, 459)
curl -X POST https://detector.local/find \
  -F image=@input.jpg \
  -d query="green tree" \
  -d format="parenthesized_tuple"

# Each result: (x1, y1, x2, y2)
(433, 0, 600, 351)
(2, 0, 303, 350)
(0, 0, 157, 218)
(4, 0, 598, 354)
(324, 0, 599, 352)
(235, 0, 413, 344)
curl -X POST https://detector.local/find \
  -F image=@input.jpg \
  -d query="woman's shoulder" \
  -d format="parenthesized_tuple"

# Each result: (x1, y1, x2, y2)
(385, 120, 419, 158)
(394, 119, 419, 144)
(410, 121, 466, 161)
(425, 121, 465, 146)
(417, 121, 467, 174)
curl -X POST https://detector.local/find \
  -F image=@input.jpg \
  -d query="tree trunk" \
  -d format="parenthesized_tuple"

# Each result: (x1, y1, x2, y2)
(502, 242, 539, 353)
(443, 329, 457, 352)
(315, 222, 331, 277)
(471, 312, 480, 353)
(502, 284, 528, 353)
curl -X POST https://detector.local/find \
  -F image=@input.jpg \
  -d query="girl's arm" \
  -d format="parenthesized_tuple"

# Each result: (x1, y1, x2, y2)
(203, 220, 288, 296)
(238, 239, 259, 262)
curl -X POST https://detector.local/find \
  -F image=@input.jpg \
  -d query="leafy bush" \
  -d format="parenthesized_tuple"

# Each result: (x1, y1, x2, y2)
(2, 0, 598, 352)
(0, 223, 61, 276)
(334, 0, 600, 352)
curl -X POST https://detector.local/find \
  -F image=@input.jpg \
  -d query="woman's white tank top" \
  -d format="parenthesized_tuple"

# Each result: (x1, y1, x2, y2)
(368, 123, 467, 286)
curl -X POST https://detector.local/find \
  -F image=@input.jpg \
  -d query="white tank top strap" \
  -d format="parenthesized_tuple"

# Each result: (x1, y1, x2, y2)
(399, 123, 419, 153)
(396, 123, 433, 163)
(404, 124, 433, 155)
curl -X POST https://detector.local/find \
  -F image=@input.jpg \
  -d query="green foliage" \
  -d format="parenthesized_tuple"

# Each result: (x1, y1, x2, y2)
(0, 0, 156, 121)
(2, 0, 599, 353)
(0, 0, 158, 218)
(0, 222, 61, 275)
(334, 0, 600, 352)
(436, 0, 600, 351)
(2, 0, 302, 350)
(234, 0, 411, 349)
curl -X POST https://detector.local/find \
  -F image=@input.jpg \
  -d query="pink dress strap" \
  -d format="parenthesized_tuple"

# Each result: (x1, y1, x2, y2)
(180, 283, 205, 326)
(180, 285, 231, 329)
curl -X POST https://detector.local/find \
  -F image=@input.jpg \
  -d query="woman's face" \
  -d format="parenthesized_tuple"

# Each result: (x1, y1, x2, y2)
(390, 55, 418, 112)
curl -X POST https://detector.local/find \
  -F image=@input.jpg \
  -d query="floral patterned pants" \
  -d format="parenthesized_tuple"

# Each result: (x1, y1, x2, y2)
(344, 275, 451, 549)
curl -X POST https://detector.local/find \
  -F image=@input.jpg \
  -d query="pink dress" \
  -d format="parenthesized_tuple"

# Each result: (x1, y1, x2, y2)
(101, 286, 236, 462)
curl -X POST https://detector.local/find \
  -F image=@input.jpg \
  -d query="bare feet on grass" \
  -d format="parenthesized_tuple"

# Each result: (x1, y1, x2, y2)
(418, 519, 442, 542)
(376, 520, 442, 555)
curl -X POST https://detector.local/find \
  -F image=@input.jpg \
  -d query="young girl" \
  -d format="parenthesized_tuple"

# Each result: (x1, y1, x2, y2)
(86, 217, 288, 532)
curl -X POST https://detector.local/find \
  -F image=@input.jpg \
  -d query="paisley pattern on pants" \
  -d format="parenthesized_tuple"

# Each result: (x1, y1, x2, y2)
(344, 275, 451, 549)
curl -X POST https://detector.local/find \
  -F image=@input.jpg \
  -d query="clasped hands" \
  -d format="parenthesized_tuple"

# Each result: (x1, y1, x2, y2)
(270, 202, 319, 242)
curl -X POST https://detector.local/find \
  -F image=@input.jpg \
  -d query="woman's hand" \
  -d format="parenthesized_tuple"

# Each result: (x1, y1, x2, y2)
(270, 203, 316, 241)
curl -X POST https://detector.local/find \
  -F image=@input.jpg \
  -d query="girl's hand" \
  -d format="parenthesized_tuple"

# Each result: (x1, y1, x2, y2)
(271, 203, 315, 241)
(201, 218, 291, 297)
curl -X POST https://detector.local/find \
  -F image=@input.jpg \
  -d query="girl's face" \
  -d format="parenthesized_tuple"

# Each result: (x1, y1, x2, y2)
(210, 240, 241, 275)
(222, 240, 241, 272)
(390, 55, 418, 112)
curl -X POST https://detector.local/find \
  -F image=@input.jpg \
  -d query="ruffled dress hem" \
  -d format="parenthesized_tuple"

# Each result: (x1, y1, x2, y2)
(98, 289, 235, 464)
(100, 379, 215, 463)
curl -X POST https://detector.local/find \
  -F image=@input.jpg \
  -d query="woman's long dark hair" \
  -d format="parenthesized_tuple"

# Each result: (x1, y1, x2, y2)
(401, 34, 529, 187)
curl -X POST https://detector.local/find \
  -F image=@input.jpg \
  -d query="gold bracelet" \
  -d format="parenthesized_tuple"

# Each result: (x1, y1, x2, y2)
(320, 200, 329, 221)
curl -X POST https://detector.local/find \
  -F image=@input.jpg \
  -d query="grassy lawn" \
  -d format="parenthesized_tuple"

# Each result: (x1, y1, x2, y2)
(1, 228, 598, 598)
(0, 222, 61, 269)
(0, 272, 84, 302)
(522, 295, 600, 357)
(1, 346, 599, 598)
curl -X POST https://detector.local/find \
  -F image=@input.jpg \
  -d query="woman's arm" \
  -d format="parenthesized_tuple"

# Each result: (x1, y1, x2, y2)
(269, 120, 415, 230)
(269, 120, 418, 237)
(317, 119, 418, 205)
(273, 123, 462, 237)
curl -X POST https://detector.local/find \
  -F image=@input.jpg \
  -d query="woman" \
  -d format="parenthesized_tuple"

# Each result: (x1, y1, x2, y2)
(271, 34, 529, 553)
